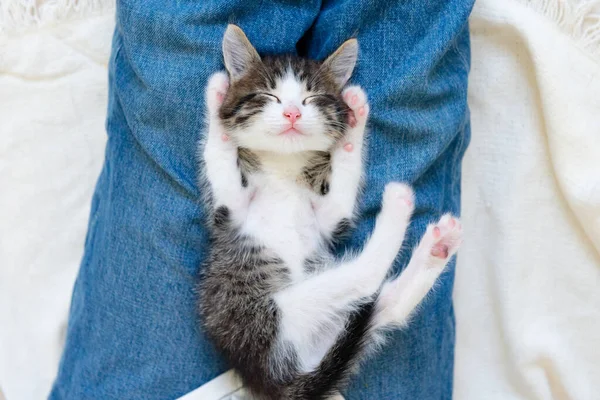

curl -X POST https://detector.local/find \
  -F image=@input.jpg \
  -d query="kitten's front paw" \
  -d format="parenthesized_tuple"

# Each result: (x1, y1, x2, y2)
(425, 214, 463, 267)
(342, 86, 369, 128)
(206, 72, 230, 117)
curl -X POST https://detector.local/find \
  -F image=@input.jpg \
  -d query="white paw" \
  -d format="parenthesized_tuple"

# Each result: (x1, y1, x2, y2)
(342, 85, 369, 128)
(382, 182, 415, 218)
(425, 214, 463, 267)
(206, 72, 230, 117)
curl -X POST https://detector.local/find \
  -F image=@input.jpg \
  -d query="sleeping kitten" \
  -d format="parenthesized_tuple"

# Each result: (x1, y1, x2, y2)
(199, 25, 463, 400)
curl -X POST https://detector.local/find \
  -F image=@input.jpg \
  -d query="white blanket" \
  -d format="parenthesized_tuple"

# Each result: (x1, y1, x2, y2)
(1, 0, 599, 399)
(0, 3, 112, 399)
(454, 1, 600, 399)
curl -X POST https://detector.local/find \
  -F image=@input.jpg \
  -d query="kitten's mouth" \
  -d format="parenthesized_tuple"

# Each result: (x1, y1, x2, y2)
(279, 127, 304, 136)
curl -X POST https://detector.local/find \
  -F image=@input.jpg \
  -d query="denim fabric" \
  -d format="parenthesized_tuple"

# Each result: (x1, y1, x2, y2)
(50, 1, 474, 399)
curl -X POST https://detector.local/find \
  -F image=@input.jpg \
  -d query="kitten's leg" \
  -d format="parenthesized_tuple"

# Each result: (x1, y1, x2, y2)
(374, 214, 463, 328)
(203, 72, 248, 221)
(315, 86, 369, 237)
(275, 183, 414, 355)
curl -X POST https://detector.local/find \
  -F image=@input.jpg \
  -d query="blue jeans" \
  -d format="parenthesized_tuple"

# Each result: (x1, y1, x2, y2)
(50, 1, 473, 398)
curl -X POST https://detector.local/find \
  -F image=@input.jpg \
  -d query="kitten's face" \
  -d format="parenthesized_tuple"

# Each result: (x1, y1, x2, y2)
(218, 26, 358, 153)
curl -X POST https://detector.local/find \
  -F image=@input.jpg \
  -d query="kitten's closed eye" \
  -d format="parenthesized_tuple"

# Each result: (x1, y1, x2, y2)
(255, 93, 335, 106)
(256, 92, 281, 103)
(302, 94, 336, 106)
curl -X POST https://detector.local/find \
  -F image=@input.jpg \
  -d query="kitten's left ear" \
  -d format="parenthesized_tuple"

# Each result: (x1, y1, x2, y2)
(222, 24, 261, 81)
(322, 39, 358, 88)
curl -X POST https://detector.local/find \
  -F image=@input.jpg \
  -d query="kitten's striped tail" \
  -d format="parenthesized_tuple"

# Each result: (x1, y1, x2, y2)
(287, 299, 376, 400)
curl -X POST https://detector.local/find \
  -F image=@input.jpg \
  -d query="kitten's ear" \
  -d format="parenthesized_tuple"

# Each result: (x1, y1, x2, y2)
(222, 25, 261, 81)
(322, 39, 358, 88)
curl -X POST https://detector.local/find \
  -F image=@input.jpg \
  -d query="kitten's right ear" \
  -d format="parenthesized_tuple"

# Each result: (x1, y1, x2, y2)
(222, 25, 260, 81)
(322, 38, 358, 89)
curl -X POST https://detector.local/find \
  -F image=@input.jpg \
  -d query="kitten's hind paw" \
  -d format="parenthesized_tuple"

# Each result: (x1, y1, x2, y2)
(375, 182, 415, 237)
(424, 214, 463, 267)
(206, 72, 230, 117)
(382, 182, 415, 217)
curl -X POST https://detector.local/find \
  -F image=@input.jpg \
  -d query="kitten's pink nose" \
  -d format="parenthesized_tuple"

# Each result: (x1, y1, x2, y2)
(283, 106, 301, 123)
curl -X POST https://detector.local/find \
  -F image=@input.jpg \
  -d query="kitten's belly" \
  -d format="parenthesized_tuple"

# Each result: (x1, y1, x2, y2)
(241, 189, 321, 280)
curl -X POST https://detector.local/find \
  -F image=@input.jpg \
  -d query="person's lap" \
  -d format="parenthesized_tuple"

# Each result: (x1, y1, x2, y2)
(50, 1, 474, 398)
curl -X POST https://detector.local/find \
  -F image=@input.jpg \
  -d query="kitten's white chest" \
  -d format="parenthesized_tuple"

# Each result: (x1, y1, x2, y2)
(242, 176, 320, 281)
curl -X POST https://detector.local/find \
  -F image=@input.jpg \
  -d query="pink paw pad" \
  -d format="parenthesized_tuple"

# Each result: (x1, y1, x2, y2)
(343, 143, 354, 152)
(341, 86, 368, 131)
(348, 111, 357, 128)
(221, 134, 229, 142)
(428, 214, 463, 260)
(206, 72, 230, 112)
(431, 244, 449, 259)
(342, 87, 368, 113)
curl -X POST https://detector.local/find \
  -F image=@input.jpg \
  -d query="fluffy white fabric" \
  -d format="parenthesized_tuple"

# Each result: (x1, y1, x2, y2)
(455, 0, 600, 399)
(0, 5, 113, 399)
(1, 0, 599, 399)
